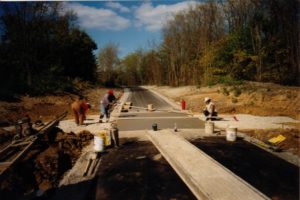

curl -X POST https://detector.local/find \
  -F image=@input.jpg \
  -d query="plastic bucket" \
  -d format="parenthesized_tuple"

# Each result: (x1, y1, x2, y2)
(152, 123, 158, 131)
(98, 130, 111, 146)
(226, 126, 237, 142)
(205, 122, 214, 134)
(148, 104, 153, 111)
(94, 136, 104, 152)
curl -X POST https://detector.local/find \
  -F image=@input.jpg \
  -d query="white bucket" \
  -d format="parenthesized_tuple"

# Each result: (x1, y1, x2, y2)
(205, 122, 214, 134)
(148, 104, 153, 111)
(94, 136, 104, 152)
(226, 126, 237, 142)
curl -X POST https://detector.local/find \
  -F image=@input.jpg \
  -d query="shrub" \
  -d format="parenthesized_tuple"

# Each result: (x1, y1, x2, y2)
(232, 86, 242, 97)
(231, 97, 238, 103)
(222, 87, 230, 96)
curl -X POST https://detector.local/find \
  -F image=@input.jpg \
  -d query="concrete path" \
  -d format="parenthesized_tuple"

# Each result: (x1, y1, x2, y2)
(196, 114, 299, 130)
(147, 129, 270, 200)
(117, 87, 204, 131)
(58, 115, 111, 134)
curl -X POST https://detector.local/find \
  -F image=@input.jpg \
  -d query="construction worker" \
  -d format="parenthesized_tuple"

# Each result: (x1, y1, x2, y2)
(99, 90, 116, 123)
(71, 96, 90, 125)
(203, 97, 218, 121)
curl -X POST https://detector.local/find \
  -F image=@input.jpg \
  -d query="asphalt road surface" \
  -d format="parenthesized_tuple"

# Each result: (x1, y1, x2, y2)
(117, 87, 204, 131)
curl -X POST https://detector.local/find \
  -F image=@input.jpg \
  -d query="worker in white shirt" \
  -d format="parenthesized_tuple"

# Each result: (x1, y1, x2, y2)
(203, 97, 218, 121)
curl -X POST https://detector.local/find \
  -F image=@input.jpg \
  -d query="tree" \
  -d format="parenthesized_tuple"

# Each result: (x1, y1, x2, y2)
(97, 43, 119, 86)
(0, 2, 98, 97)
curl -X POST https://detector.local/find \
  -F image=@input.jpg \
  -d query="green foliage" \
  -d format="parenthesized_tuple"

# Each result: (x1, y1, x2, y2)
(221, 87, 230, 96)
(206, 75, 243, 87)
(0, 2, 97, 98)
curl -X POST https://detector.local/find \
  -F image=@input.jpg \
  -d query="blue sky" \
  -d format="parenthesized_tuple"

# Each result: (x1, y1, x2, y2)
(63, 1, 200, 58)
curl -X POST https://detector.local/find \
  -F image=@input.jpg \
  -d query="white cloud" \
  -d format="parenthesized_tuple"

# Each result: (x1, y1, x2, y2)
(134, 1, 199, 31)
(105, 2, 130, 13)
(64, 3, 130, 31)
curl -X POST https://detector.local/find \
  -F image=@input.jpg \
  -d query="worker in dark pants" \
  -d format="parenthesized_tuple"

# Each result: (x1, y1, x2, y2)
(71, 96, 90, 125)
(99, 90, 116, 123)
(203, 97, 218, 121)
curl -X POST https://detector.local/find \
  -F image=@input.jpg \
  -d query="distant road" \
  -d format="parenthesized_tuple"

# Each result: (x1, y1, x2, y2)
(127, 87, 175, 110)
(116, 87, 204, 131)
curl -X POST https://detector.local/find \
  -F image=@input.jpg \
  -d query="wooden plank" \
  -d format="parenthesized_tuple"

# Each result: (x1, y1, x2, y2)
(147, 130, 270, 200)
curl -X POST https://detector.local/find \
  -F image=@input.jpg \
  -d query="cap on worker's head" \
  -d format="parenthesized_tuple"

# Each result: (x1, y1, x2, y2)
(204, 97, 211, 103)
(108, 89, 114, 95)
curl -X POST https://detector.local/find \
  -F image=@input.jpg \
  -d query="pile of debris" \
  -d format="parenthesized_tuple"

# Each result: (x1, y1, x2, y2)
(0, 129, 93, 199)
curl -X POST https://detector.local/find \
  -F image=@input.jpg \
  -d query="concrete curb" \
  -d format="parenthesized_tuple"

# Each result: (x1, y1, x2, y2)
(110, 88, 130, 120)
(141, 86, 182, 111)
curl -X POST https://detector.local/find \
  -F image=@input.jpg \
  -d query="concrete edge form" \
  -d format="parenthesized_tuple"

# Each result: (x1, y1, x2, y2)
(147, 129, 270, 200)
(141, 86, 182, 111)
(110, 88, 130, 119)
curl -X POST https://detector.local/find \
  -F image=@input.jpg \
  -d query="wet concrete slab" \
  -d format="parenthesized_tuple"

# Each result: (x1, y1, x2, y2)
(127, 87, 176, 110)
(117, 117, 205, 131)
(118, 111, 188, 118)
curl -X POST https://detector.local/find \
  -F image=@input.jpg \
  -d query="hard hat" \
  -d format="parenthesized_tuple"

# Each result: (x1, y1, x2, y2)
(108, 90, 114, 95)
(204, 97, 211, 102)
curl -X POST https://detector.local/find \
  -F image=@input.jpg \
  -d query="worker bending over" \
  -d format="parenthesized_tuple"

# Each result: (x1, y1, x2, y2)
(99, 90, 116, 123)
(71, 96, 91, 125)
(203, 97, 218, 121)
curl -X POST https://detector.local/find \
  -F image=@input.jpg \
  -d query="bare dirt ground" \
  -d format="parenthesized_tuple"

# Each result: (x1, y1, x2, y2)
(0, 87, 122, 199)
(0, 129, 93, 200)
(95, 139, 196, 200)
(150, 82, 300, 156)
(0, 87, 122, 145)
(0, 87, 122, 124)
(150, 82, 300, 119)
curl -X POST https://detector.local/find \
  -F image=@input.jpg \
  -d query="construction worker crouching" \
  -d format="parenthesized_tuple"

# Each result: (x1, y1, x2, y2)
(203, 97, 218, 121)
(99, 90, 116, 123)
(71, 96, 91, 125)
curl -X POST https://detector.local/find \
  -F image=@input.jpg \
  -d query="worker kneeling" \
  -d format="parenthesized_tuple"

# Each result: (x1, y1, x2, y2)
(203, 97, 218, 121)
(71, 96, 91, 125)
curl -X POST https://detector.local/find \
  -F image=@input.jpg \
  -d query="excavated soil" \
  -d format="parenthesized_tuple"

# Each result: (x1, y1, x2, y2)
(242, 128, 300, 156)
(192, 137, 299, 200)
(0, 129, 93, 200)
(0, 88, 122, 125)
(94, 139, 196, 200)
(0, 87, 121, 148)
(152, 82, 300, 119)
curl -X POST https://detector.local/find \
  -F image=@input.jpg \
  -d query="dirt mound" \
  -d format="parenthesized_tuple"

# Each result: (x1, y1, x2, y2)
(0, 129, 93, 199)
(243, 128, 300, 156)
(96, 139, 196, 200)
(0, 88, 123, 125)
(0, 129, 14, 146)
(153, 82, 300, 119)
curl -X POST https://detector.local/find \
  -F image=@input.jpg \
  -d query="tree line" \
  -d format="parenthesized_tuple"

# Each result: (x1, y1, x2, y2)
(0, 2, 97, 98)
(0, 1, 298, 99)
(98, 0, 299, 87)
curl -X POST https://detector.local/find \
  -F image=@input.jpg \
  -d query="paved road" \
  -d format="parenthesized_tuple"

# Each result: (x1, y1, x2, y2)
(117, 87, 204, 131)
